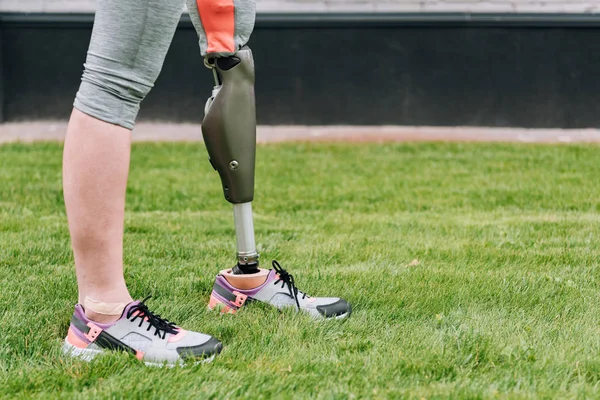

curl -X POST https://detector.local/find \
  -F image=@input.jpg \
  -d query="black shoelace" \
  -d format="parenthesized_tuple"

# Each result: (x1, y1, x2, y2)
(272, 260, 309, 310)
(127, 296, 178, 339)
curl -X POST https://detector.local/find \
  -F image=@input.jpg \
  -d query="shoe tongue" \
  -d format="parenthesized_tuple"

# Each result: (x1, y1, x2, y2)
(119, 300, 142, 319)
(267, 269, 278, 281)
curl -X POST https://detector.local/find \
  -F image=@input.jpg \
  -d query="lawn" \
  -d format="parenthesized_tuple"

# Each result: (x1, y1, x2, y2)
(2, 141, 600, 399)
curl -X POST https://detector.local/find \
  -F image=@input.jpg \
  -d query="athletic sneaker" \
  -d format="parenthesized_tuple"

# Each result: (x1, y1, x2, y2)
(208, 260, 352, 319)
(63, 296, 222, 367)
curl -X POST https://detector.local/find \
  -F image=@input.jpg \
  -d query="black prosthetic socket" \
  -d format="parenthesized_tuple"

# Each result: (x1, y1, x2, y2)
(232, 262, 260, 275)
(217, 56, 241, 71)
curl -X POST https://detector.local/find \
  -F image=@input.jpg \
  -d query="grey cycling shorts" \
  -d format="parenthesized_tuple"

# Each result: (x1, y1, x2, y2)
(74, 0, 255, 130)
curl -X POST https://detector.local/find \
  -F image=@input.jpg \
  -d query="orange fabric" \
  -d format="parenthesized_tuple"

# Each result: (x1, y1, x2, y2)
(195, 0, 236, 54)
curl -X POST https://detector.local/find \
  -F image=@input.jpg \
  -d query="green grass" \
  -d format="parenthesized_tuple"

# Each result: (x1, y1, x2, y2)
(2, 141, 600, 399)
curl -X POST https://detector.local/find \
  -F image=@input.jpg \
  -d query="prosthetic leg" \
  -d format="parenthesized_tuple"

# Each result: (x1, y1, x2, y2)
(201, 47, 352, 319)
(202, 47, 261, 275)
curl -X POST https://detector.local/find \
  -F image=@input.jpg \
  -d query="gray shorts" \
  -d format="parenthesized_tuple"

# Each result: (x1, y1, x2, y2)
(74, 0, 255, 130)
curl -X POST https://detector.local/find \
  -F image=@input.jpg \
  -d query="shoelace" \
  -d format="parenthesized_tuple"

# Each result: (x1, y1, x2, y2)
(127, 296, 178, 339)
(272, 260, 309, 310)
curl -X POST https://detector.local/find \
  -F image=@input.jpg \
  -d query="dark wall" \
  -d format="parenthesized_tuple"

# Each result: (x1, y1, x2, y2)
(2, 13, 600, 128)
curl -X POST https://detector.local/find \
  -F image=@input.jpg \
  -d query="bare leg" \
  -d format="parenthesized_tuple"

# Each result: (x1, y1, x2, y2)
(62, 116, 222, 367)
(63, 0, 185, 322)
(61, 1, 226, 363)
(63, 109, 133, 322)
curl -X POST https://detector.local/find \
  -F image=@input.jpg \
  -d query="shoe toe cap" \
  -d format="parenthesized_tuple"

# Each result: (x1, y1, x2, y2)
(176, 336, 223, 360)
(316, 299, 352, 318)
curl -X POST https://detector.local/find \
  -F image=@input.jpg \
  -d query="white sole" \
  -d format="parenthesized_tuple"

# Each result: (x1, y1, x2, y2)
(209, 304, 352, 320)
(332, 311, 351, 320)
(62, 339, 216, 367)
(314, 310, 352, 320)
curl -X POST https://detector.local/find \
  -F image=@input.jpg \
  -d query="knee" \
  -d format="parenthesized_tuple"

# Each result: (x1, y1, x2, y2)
(74, 61, 155, 130)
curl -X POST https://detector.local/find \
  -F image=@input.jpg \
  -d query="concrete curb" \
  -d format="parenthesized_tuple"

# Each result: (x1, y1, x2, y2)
(2, 122, 600, 144)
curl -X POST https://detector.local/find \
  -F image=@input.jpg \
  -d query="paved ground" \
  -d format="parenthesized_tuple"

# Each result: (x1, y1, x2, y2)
(2, 122, 600, 144)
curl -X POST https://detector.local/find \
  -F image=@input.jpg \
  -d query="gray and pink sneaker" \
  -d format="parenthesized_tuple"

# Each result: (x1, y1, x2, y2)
(62, 296, 222, 367)
(208, 261, 352, 319)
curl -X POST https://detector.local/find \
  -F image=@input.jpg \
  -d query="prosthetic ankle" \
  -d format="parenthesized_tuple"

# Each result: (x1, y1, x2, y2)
(219, 268, 269, 289)
(202, 47, 261, 275)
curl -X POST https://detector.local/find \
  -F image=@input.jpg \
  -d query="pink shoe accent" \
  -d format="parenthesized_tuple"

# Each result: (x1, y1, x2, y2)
(208, 293, 238, 314)
(208, 294, 221, 310)
(168, 329, 187, 343)
(136, 350, 145, 361)
(308, 297, 316, 303)
(130, 310, 149, 322)
(84, 322, 103, 342)
(66, 327, 90, 349)
(222, 306, 236, 314)
(232, 291, 248, 308)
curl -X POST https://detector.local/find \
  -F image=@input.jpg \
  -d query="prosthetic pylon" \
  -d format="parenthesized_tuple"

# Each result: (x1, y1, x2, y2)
(202, 47, 260, 274)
